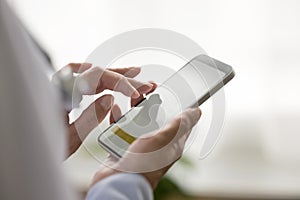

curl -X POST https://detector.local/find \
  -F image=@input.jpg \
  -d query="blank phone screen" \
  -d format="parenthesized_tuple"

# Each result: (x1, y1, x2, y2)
(99, 56, 226, 157)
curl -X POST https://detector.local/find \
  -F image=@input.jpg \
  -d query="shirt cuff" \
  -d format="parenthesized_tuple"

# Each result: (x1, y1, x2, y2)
(86, 173, 153, 200)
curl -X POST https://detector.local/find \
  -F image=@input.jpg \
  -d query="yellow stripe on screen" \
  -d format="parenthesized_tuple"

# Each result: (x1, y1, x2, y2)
(112, 126, 136, 144)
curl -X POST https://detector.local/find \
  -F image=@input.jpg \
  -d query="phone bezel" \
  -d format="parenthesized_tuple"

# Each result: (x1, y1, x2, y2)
(97, 54, 235, 158)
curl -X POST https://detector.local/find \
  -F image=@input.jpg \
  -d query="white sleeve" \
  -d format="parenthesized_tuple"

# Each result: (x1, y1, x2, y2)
(86, 173, 153, 200)
(0, 0, 76, 199)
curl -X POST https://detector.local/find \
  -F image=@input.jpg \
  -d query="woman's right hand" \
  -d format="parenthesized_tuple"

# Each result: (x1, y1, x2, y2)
(90, 107, 201, 189)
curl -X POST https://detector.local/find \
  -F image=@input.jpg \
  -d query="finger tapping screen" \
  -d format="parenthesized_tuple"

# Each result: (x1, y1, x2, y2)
(100, 56, 226, 156)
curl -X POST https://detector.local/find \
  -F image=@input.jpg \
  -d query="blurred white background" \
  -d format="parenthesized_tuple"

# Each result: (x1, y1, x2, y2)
(8, 0, 300, 198)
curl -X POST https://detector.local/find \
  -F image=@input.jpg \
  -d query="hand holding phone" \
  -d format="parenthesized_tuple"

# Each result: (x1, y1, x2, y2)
(91, 107, 201, 189)
(98, 55, 235, 158)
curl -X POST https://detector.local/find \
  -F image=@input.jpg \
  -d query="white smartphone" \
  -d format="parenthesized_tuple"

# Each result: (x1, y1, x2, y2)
(98, 55, 235, 158)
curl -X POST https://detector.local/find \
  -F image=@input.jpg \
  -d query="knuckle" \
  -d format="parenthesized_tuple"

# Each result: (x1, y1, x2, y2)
(113, 73, 124, 84)
(92, 66, 102, 73)
(120, 76, 129, 84)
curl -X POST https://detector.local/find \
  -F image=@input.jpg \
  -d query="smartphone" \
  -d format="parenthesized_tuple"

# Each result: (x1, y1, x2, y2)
(98, 55, 235, 158)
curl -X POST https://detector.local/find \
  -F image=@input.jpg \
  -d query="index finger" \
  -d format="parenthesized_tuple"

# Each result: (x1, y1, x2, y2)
(80, 67, 152, 98)
(131, 81, 157, 107)
(108, 67, 141, 78)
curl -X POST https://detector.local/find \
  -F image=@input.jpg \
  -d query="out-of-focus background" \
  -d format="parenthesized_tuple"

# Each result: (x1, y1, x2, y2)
(8, 0, 300, 199)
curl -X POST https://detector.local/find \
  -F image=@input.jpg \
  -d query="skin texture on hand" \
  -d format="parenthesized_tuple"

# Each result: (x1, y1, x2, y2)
(61, 63, 153, 157)
(59, 63, 202, 190)
(90, 107, 201, 189)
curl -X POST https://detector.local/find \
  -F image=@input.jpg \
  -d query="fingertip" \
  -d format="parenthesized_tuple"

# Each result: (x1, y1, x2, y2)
(190, 107, 201, 123)
(149, 81, 158, 88)
(137, 82, 155, 95)
(132, 90, 140, 98)
(112, 104, 122, 118)
(110, 104, 122, 124)
(99, 95, 114, 110)
(193, 107, 201, 115)
(143, 83, 154, 93)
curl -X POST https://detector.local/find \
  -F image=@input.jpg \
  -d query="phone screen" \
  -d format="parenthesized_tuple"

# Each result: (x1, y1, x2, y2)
(99, 55, 228, 157)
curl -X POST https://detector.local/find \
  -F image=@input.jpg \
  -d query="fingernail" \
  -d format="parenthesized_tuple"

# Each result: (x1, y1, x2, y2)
(149, 81, 157, 88)
(142, 83, 153, 93)
(132, 90, 140, 98)
(100, 95, 114, 110)
(147, 82, 154, 88)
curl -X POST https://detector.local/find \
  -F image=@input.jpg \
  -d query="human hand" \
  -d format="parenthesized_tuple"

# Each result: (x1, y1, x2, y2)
(60, 63, 154, 157)
(90, 105, 201, 189)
